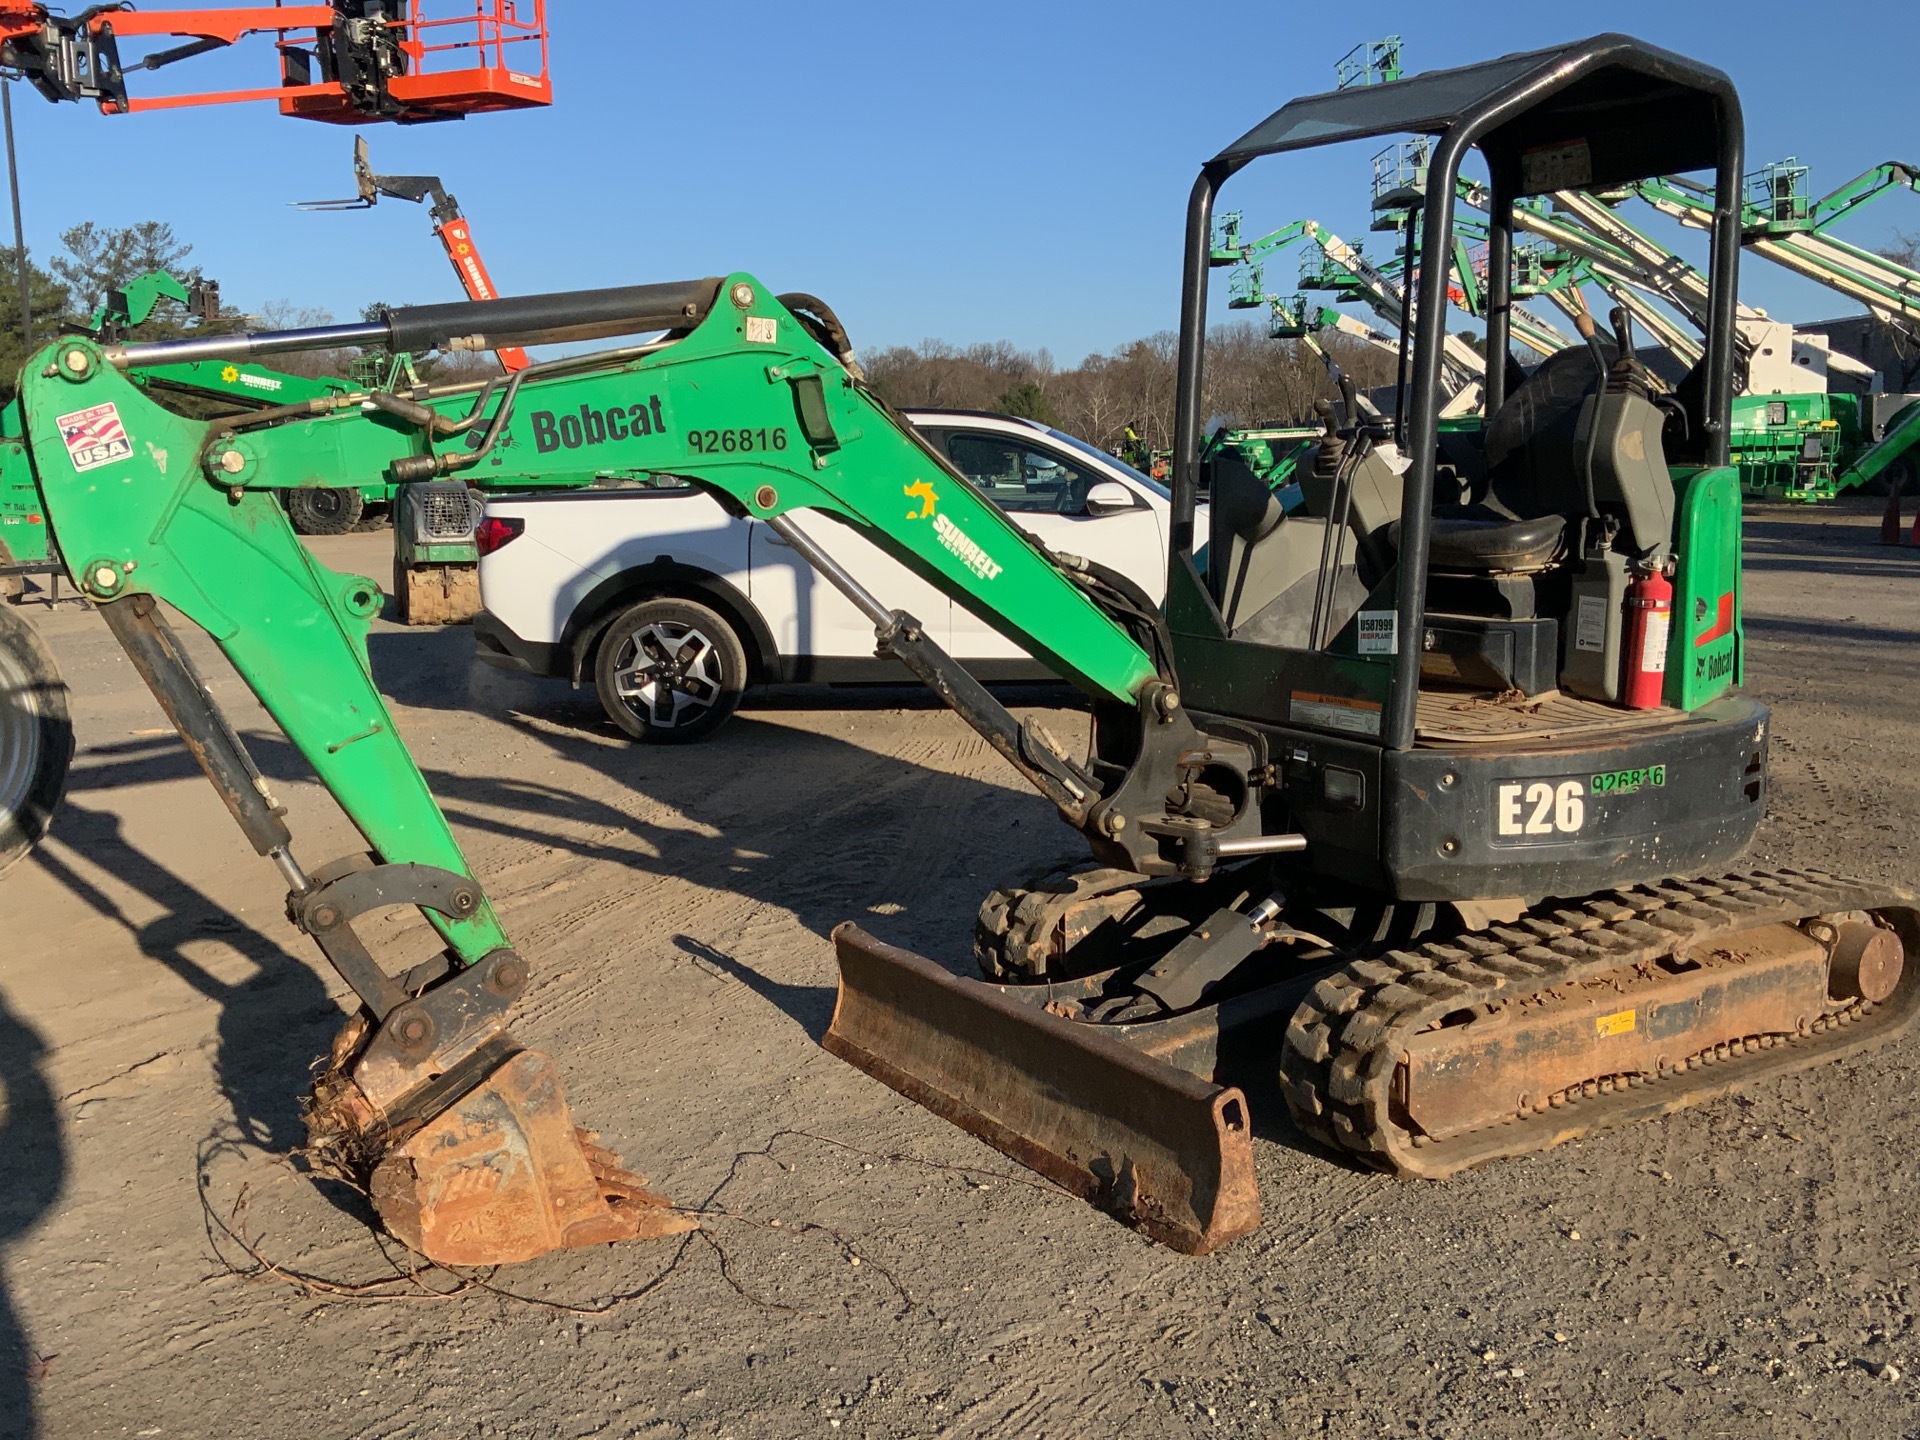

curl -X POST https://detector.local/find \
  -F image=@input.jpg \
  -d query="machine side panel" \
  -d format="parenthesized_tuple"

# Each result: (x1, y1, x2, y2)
(1667, 463, 1742, 707)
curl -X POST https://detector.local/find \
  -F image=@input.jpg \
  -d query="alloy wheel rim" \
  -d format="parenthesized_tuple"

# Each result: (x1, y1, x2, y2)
(611, 621, 724, 729)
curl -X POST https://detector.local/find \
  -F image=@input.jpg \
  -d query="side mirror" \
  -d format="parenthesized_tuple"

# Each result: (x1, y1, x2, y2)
(1084, 481, 1136, 517)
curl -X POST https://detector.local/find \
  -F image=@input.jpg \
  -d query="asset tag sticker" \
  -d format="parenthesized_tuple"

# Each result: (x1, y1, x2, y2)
(1595, 1008, 1636, 1038)
(744, 315, 778, 344)
(1575, 594, 1608, 653)
(57, 402, 132, 472)
(1356, 610, 1397, 655)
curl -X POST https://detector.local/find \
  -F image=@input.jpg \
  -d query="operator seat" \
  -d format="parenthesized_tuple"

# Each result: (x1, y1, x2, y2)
(1398, 344, 1622, 575)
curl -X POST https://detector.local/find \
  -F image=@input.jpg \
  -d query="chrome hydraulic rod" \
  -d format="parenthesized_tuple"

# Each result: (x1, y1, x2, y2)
(109, 321, 389, 368)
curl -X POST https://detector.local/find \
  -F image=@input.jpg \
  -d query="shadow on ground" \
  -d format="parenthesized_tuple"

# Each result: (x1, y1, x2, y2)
(0, 991, 62, 1440)
(30, 804, 341, 1153)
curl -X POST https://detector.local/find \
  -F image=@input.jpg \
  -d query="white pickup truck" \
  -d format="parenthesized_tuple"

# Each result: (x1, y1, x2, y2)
(473, 409, 1177, 741)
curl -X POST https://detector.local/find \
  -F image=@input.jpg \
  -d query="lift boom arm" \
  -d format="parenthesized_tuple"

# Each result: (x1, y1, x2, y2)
(0, 1, 551, 123)
(298, 139, 531, 371)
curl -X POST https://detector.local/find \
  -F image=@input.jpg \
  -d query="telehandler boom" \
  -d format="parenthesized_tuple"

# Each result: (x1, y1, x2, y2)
(1, 34, 1915, 1264)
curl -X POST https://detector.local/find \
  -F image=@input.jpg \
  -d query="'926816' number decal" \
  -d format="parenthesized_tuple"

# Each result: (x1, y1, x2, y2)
(688, 427, 788, 454)
(1591, 765, 1665, 794)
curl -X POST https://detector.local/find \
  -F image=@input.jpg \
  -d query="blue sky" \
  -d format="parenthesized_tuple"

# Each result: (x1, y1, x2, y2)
(12, 1, 1919, 361)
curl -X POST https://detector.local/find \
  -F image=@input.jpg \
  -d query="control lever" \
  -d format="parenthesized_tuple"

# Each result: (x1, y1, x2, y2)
(1571, 305, 1610, 377)
(1609, 306, 1635, 362)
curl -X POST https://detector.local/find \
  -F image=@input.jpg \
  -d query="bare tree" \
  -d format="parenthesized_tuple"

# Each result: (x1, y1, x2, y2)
(865, 318, 1401, 453)
(1875, 229, 1920, 389)
(251, 301, 355, 379)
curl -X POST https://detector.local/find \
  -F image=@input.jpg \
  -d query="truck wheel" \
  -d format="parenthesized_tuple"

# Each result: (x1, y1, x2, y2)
(287, 486, 366, 536)
(0, 604, 72, 877)
(593, 598, 748, 743)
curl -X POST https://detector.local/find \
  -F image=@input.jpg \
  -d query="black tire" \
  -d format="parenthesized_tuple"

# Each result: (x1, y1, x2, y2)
(390, 553, 411, 625)
(287, 486, 366, 536)
(1880, 457, 1919, 498)
(0, 604, 72, 877)
(593, 597, 748, 743)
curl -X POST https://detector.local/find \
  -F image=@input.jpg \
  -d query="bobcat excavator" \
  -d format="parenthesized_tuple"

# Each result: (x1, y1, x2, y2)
(0, 35, 1914, 1265)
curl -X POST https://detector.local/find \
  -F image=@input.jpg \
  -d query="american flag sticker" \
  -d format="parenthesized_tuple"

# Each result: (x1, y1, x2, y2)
(56, 402, 134, 472)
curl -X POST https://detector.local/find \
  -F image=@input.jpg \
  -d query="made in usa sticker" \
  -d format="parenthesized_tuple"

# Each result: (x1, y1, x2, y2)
(57, 402, 133, 472)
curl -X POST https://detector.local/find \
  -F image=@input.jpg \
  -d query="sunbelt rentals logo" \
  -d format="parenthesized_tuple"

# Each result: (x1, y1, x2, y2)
(903, 480, 1002, 581)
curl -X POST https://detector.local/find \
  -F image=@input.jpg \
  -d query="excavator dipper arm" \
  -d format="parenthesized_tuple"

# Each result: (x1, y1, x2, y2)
(17, 334, 695, 1265)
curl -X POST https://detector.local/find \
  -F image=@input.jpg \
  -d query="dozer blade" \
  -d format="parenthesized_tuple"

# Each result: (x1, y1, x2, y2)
(316, 1040, 695, 1267)
(824, 923, 1259, 1254)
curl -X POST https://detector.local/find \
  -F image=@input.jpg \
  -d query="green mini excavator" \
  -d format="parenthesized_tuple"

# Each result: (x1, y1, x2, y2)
(0, 35, 1913, 1265)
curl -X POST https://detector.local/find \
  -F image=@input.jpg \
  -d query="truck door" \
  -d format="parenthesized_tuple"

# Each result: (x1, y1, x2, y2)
(748, 511, 953, 664)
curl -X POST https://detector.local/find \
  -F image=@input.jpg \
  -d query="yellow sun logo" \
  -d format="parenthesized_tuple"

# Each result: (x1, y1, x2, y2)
(220, 365, 239, 383)
(904, 479, 938, 519)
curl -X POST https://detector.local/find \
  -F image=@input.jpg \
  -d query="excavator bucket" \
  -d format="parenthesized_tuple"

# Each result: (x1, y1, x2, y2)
(824, 924, 1259, 1254)
(313, 1038, 695, 1267)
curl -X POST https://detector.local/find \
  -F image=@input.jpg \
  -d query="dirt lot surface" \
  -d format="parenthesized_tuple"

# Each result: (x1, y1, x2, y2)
(3, 504, 1919, 1440)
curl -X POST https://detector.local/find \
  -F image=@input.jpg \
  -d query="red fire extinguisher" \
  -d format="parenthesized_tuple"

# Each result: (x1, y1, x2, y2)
(1620, 559, 1674, 710)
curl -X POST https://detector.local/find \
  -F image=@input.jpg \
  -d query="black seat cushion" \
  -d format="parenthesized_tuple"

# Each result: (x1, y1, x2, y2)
(1482, 343, 1610, 517)
(1391, 511, 1566, 573)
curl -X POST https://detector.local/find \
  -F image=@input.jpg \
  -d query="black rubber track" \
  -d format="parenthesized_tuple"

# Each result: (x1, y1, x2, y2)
(1280, 869, 1920, 1177)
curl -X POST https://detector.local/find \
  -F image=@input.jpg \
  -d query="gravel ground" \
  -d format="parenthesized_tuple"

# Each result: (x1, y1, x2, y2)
(2, 503, 1918, 1440)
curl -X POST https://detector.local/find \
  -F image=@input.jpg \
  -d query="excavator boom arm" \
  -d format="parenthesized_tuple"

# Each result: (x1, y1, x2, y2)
(103, 273, 1160, 710)
(8, 271, 1186, 1260)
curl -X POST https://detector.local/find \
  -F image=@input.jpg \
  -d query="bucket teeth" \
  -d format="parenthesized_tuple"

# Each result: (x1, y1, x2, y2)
(313, 1042, 693, 1267)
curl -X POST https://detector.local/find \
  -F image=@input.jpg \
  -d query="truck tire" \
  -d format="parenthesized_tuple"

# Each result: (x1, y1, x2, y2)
(593, 597, 748, 743)
(0, 604, 72, 877)
(287, 486, 365, 536)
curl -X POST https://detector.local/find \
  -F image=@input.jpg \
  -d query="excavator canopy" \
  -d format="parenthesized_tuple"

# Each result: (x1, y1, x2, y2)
(1213, 34, 1737, 193)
